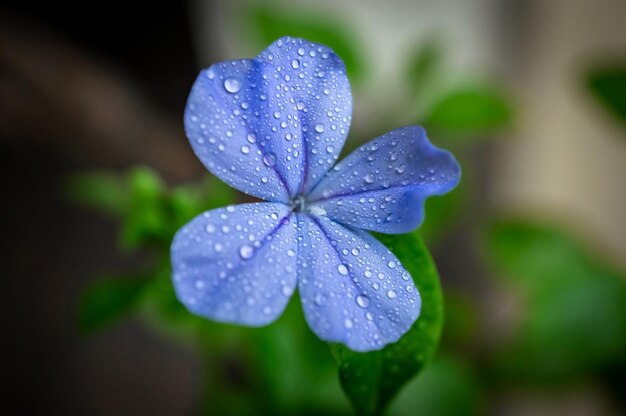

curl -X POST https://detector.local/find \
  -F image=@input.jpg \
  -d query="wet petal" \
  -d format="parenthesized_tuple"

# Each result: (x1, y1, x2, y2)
(307, 126, 460, 233)
(184, 36, 351, 201)
(171, 203, 297, 326)
(296, 215, 421, 352)
(258, 37, 352, 194)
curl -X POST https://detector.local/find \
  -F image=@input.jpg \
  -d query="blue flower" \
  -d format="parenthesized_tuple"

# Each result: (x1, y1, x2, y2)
(172, 37, 460, 352)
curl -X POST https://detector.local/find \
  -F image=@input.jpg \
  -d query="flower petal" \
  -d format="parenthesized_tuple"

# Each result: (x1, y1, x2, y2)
(171, 203, 297, 326)
(258, 37, 353, 194)
(184, 36, 352, 201)
(296, 215, 421, 352)
(307, 126, 460, 233)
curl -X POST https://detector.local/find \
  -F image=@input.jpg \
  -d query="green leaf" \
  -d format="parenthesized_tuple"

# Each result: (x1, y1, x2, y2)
(587, 65, 626, 126)
(64, 171, 129, 216)
(243, 5, 364, 82)
(78, 275, 152, 334)
(331, 232, 444, 416)
(486, 219, 626, 380)
(423, 86, 513, 138)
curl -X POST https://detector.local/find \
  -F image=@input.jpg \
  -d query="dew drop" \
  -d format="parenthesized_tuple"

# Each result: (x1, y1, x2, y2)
(205, 224, 215, 233)
(387, 261, 397, 269)
(364, 174, 375, 184)
(337, 264, 349, 275)
(223, 78, 241, 93)
(291, 59, 300, 69)
(387, 290, 398, 299)
(356, 295, 370, 308)
(314, 294, 325, 306)
(246, 133, 256, 143)
(344, 318, 354, 329)
(214, 243, 223, 252)
(351, 248, 360, 256)
(238, 244, 254, 259)
(315, 123, 325, 133)
(263, 152, 277, 167)
(273, 111, 281, 119)
(282, 286, 294, 296)
(240, 145, 250, 154)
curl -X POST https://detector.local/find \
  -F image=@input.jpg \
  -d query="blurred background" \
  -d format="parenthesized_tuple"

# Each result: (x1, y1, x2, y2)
(2, 0, 625, 415)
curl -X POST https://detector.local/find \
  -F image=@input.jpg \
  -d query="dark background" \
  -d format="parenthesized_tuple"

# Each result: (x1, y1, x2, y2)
(2, 2, 203, 414)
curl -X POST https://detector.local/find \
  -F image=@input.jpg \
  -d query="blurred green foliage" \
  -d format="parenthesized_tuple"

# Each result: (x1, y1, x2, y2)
(77, 274, 152, 334)
(389, 354, 482, 416)
(486, 220, 626, 382)
(242, 4, 364, 82)
(423, 86, 514, 138)
(332, 232, 444, 416)
(587, 65, 626, 126)
(405, 39, 442, 96)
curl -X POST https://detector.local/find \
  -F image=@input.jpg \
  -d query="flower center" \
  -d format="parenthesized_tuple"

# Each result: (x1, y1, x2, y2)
(290, 196, 327, 216)
(291, 196, 307, 213)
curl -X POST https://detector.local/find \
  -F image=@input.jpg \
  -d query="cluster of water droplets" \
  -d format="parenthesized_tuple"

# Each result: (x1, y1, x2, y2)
(296, 215, 421, 351)
(306, 126, 460, 234)
(184, 36, 352, 202)
(171, 203, 299, 325)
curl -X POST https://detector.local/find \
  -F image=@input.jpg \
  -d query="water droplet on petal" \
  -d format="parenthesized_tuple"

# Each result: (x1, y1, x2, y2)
(356, 295, 370, 308)
(364, 174, 375, 184)
(315, 123, 325, 133)
(344, 318, 354, 329)
(205, 224, 215, 233)
(214, 243, 223, 252)
(240, 145, 250, 154)
(263, 152, 277, 167)
(387, 290, 398, 299)
(238, 244, 254, 259)
(388, 261, 396, 269)
(291, 59, 300, 69)
(337, 264, 349, 275)
(314, 294, 325, 306)
(223, 78, 241, 93)
(282, 286, 293, 296)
